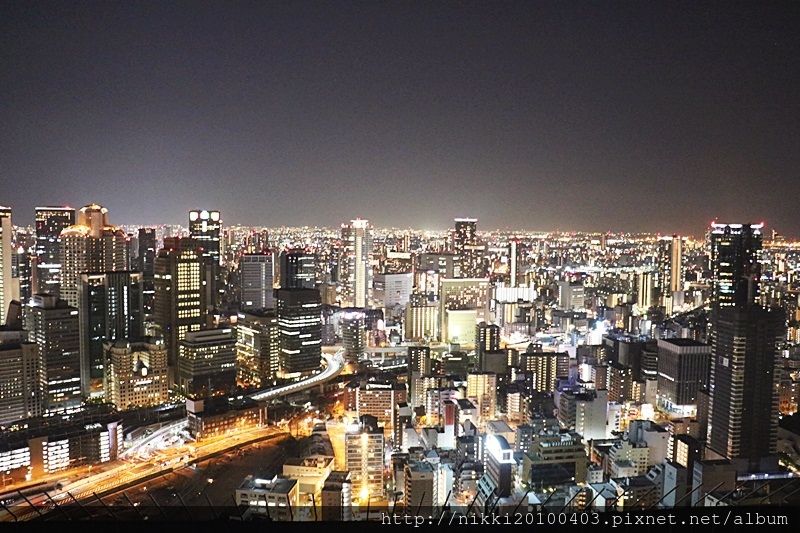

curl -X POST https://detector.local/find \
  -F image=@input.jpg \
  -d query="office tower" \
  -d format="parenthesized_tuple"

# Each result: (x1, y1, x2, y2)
(177, 328, 237, 398)
(280, 248, 316, 289)
(26, 294, 81, 412)
(59, 204, 129, 308)
(0, 207, 12, 325)
(453, 217, 484, 278)
(344, 416, 385, 502)
(276, 287, 322, 377)
(0, 342, 44, 426)
(636, 271, 654, 311)
(339, 219, 373, 308)
(104, 337, 169, 410)
(235, 311, 280, 387)
(153, 237, 206, 380)
(373, 272, 413, 310)
(656, 339, 711, 416)
(78, 271, 144, 398)
(520, 350, 569, 393)
(657, 235, 684, 299)
(417, 252, 460, 281)
(557, 279, 585, 311)
(709, 223, 763, 310)
(34, 206, 75, 298)
(137, 227, 157, 315)
(188, 209, 221, 308)
(341, 309, 366, 364)
(467, 372, 497, 424)
(404, 461, 436, 509)
(439, 278, 491, 343)
(706, 305, 784, 473)
(475, 434, 514, 512)
(12, 247, 33, 312)
(239, 252, 275, 311)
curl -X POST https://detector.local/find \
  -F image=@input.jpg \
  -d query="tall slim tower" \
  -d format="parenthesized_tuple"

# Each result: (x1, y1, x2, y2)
(706, 305, 784, 473)
(276, 287, 322, 377)
(709, 223, 763, 310)
(453, 217, 483, 278)
(59, 204, 128, 308)
(137, 227, 157, 315)
(239, 252, 274, 311)
(0, 206, 13, 325)
(189, 209, 221, 309)
(656, 235, 684, 305)
(340, 219, 373, 308)
(153, 237, 206, 383)
(34, 206, 75, 298)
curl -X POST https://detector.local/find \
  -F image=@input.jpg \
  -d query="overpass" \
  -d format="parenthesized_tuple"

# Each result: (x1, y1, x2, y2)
(248, 348, 346, 401)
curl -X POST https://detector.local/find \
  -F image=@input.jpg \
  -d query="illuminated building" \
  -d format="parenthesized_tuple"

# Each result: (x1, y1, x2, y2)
(235, 311, 280, 387)
(188, 209, 221, 308)
(636, 270, 654, 311)
(344, 416, 385, 502)
(59, 204, 129, 308)
(522, 431, 588, 484)
(104, 337, 169, 410)
(453, 217, 484, 278)
(706, 305, 784, 473)
(239, 252, 275, 311)
(656, 235, 684, 304)
(0, 206, 13, 325)
(321, 471, 353, 521)
(26, 294, 81, 412)
(137, 227, 157, 315)
(373, 272, 413, 310)
(467, 372, 497, 425)
(438, 278, 491, 343)
(186, 396, 268, 441)
(519, 349, 569, 393)
(11, 247, 33, 318)
(416, 252, 459, 281)
(656, 338, 711, 416)
(474, 434, 514, 512)
(557, 279, 585, 311)
(279, 248, 316, 289)
(339, 218, 373, 308)
(425, 387, 460, 426)
(341, 308, 366, 364)
(355, 380, 407, 427)
(78, 271, 144, 398)
(177, 328, 237, 397)
(276, 287, 322, 376)
(404, 296, 439, 341)
(153, 237, 206, 383)
(34, 206, 75, 298)
(709, 222, 763, 310)
(0, 342, 43, 426)
(235, 476, 299, 522)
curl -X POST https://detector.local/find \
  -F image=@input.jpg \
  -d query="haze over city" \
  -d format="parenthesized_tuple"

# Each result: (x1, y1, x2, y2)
(2, 1, 799, 235)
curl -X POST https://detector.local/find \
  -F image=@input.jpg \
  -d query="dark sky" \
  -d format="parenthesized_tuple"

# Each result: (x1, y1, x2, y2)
(2, 1, 799, 236)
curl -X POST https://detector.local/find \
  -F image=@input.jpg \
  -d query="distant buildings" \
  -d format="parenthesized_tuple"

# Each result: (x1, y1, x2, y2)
(34, 206, 75, 299)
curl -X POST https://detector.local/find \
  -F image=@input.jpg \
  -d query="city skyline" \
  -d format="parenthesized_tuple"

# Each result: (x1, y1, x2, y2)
(2, 2, 799, 236)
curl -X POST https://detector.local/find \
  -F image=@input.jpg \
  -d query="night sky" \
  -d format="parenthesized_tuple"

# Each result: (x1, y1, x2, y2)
(2, 1, 799, 236)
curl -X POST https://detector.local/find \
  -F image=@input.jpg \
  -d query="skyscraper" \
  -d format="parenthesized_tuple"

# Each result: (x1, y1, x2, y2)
(339, 219, 373, 308)
(27, 293, 81, 412)
(709, 223, 763, 310)
(0, 342, 43, 426)
(453, 217, 484, 278)
(137, 227, 157, 315)
(78, 271, 144, 398)
(239, 252, 275, 311)
(706, 305, 784, 473)
(280, 248, 316, 289)
(34, 206, 75, 298)
(59, 204, 129, 308)
(276, 287, 322, 377)
(0, 206, 13, 325)
(189, 209, 221, 309)
(153, 237, 206, 382)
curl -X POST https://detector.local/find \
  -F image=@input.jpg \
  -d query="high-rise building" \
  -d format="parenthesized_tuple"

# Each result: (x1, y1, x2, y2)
(12, 247, 33, 312)
(153, 237, 206, 382)
(235, 311, 280, 388)
(188, 209, 222, 309)
(276, 288, 322, 377)
(438, 278, 491, 343)
(557, 280, 585, 311)
(709, 223, 763, 310)
(706, 305, 784, 473)
(467, 372, 497, 425)
(373, 272, 413, 310)
(636, 271, 654, 311)
(26, 294, 81, 412)
(453, 217, 484, 278)
(0, 342, 44, 426)
(59, 204, 129, 308)
(239, 252, 274, 311)
(344, 416, 385, 502)
(78, 271, 144, 398)
(137, 227, 157, 315)
(177, 328, 237, 398)
(34, 206, 75, 298)
(656, 338, 711, 417)
(520, 350, 569, 393)
(341, 309, 366, 364)
(104, 337, 169, 410)
(279, 248, 316, 289)
(339, 219, 373, 308)
(656, 235, 684, 302)
(0, 206, 13, 325)
(404, 460, 436, 509)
